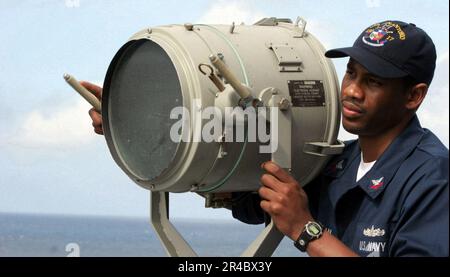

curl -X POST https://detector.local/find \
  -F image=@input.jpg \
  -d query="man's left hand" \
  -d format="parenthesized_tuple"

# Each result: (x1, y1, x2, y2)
(259, 161, 314, 241)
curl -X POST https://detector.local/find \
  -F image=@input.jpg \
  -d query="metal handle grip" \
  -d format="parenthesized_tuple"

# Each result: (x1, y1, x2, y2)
(63, 73, 102, 113)
(209, 55, 251, 99)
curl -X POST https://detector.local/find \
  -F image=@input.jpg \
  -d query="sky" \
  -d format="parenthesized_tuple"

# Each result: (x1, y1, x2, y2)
(0, 0, 448, 220)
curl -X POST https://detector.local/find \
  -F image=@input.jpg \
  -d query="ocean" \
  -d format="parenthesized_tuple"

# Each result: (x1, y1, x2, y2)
(0, 213, 305, 257)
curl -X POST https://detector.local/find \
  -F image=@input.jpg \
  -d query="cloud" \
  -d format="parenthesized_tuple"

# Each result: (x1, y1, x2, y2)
(305, 19, 336, 50)
(195, 0, 335, 50)
(6, 80, 105, 149)
(417, 50, 449, 147)
(196, 0, 266, 25)
(13, 97, 96, 149)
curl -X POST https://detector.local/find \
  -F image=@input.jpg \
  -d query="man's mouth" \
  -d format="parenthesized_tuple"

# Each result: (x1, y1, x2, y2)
(342, 101, 364, 118)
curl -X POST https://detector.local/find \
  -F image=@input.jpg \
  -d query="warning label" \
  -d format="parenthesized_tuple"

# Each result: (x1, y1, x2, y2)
(288, 80, 326, 107)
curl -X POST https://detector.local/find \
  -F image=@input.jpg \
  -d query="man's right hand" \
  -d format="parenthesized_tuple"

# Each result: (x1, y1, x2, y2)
(81, 81, 104, 135)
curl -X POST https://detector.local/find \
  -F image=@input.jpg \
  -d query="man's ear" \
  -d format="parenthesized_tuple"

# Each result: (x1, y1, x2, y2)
(406, 83, 428, 111)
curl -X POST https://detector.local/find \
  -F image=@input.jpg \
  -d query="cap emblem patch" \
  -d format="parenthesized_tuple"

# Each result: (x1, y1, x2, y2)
(362, 21, 406, 47)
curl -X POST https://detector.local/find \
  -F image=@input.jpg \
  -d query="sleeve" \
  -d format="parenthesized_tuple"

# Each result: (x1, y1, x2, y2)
(303, 175, 324, 219)
(231, 173, 325, 225)
(389, 157, 449, 257)
(231, 192, 265, 225)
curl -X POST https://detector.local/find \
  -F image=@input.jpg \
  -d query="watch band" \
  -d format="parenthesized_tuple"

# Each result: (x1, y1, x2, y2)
(294, 221, 325, 252)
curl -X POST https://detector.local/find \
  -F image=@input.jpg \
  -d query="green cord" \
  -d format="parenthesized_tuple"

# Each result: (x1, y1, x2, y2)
(194, 24, 250, 85)
(197, 131, 249, 193)
(194, 24, 250, 193)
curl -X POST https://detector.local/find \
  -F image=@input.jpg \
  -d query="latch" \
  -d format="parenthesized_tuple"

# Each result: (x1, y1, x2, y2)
(253, 17, 293, 26)
(303, 141, 346, 157)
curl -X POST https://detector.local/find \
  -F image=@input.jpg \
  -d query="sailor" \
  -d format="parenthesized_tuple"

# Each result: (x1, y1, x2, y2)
(232, 20, 448, 257)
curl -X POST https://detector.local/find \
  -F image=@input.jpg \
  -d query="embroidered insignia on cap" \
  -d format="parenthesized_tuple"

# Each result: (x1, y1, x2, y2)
(362, 21, 406, 47)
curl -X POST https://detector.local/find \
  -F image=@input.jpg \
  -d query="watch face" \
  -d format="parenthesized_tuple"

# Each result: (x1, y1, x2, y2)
(306, 222, 322, 236)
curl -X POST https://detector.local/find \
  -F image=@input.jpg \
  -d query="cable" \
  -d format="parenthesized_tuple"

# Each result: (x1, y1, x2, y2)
(194, 24, 250, 193)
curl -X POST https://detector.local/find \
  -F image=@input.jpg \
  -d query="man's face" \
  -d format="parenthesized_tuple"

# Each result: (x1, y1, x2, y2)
(341, 59, 410, 136)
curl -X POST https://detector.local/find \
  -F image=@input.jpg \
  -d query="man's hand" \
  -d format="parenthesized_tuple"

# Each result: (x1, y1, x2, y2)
(80, 81, 103, 135)
(259, 161, 314, 241)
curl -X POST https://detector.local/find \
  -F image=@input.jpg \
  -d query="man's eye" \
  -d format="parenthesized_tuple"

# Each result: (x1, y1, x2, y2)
(368, 78, 383, 86)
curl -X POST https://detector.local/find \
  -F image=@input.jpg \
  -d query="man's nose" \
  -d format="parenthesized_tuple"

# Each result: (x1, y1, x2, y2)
(343, 81, 364, 100)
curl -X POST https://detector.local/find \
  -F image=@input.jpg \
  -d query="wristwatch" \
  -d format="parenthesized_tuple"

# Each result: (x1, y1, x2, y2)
(294, 221, 325, 252)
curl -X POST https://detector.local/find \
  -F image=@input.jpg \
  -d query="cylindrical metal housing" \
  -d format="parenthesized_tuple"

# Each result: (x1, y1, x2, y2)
(102, 20, 341, 193)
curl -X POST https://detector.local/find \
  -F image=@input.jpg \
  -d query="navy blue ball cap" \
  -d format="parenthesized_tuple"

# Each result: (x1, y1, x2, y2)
(325, 20, 437, 85)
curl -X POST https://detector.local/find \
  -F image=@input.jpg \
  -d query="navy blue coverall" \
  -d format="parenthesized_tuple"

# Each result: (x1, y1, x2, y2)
(232, 116, 449, 257)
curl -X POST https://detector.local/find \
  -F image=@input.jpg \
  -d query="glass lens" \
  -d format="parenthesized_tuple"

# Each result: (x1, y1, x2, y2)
(108, 40, 182, 181)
